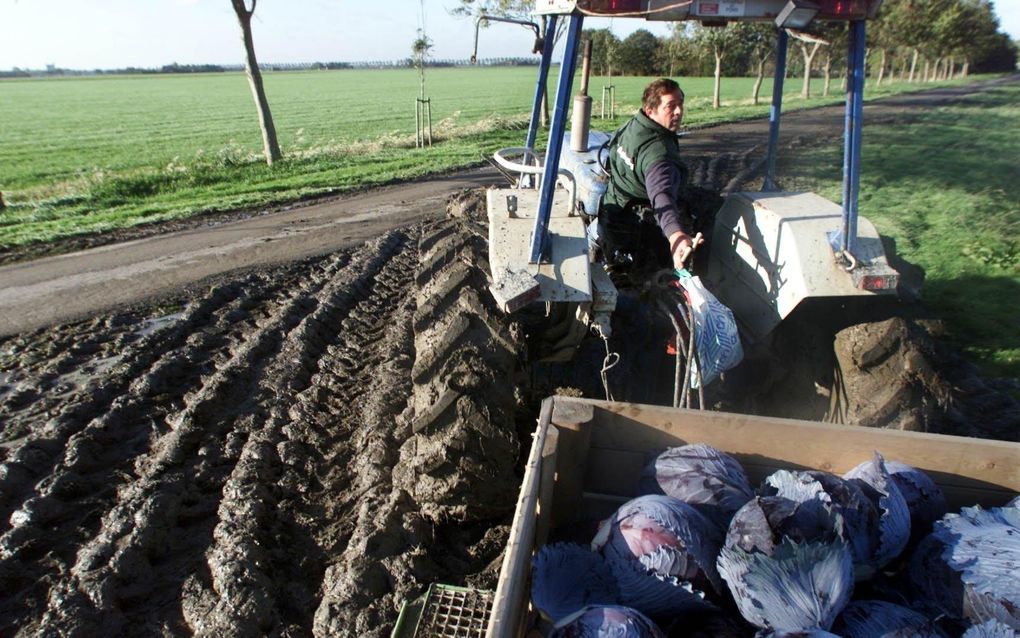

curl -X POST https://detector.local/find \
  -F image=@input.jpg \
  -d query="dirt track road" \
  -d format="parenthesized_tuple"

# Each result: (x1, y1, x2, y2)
(0, 170, 498, 336)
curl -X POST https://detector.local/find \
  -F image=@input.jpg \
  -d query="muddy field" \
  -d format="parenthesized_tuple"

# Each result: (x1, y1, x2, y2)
(0, 144, 771, 636)
(3, 80, 1019, 637)
(4, 174, 1018, 638)
(0, 229, 519, 636)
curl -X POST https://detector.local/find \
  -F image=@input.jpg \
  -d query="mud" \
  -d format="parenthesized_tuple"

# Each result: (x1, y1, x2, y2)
(0, 230, 511, 636)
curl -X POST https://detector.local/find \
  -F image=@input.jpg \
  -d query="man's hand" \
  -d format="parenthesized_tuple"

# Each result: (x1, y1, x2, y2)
(669, 231, 704, 270)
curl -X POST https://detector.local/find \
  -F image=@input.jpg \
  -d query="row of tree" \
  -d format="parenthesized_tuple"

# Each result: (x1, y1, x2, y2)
(582, 0, 1016, 106)
(239, 0, 1016, 166)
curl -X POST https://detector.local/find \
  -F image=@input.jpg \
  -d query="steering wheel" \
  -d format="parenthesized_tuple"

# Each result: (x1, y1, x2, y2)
(492, 147, 544, 175)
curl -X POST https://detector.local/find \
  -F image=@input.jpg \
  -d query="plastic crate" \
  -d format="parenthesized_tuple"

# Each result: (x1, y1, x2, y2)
(391, 584, 493, 638)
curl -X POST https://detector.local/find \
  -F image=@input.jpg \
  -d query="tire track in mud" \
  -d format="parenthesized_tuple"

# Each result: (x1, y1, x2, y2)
(0, 234, 426, 635)
(179, 231, 419, 637)
(0, 270, 315, 633)
(0, 282, 256, 532)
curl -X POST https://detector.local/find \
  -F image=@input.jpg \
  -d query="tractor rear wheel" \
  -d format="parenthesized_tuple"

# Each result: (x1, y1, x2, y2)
(393, 198, 525, 524)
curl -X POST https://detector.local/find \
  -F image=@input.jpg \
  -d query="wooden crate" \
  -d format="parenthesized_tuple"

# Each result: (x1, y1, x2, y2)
(486, 396, 1020, 637)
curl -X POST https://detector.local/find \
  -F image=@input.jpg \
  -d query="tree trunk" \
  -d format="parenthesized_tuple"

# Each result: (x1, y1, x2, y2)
(231, 0, 281, 166)
(823, 53, 832, 96)
(923, 59, 931, 82)
(713, 49, 722, 109)
(963, 59, 971, 77)
(948, 55, 956, 79)
(876, 48, 886, 87)
(909, 48, 918, 82)
(800, 41, 821, 98)
(752, 57, 765, 105)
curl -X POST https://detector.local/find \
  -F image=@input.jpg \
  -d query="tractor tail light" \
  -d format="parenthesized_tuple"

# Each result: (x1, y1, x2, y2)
(579, 0, 644, 14)
(816, 0, 871, 19)
(858, 273, 898, 292)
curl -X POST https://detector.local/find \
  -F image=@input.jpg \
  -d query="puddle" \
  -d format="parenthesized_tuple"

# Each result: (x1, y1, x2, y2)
(135, 311, 186, 339)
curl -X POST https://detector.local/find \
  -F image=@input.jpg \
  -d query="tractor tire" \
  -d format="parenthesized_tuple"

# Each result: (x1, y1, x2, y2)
(392, 209, 524, 524)
(832, 317, 952, 432)
(833, 317, 1020, 439)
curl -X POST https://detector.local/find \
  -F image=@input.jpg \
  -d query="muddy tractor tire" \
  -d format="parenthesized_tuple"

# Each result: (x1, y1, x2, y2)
(832, 317, 953, 432)
(834, 317, 1020, 439)
(393, 209, 524, 524)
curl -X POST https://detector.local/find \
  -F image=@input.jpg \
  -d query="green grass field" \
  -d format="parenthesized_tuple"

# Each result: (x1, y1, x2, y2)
(0, 67, 977, 247)
(783, 82, 1020, 380)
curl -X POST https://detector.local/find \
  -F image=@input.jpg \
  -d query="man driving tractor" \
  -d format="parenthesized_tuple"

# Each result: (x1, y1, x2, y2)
(601, 78, 707, 276)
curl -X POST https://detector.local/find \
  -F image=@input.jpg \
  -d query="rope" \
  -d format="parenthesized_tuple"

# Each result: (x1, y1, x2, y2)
(600, 338, 620, 402)
(656, 297, 685, 408)
(650, 273, 702, 410)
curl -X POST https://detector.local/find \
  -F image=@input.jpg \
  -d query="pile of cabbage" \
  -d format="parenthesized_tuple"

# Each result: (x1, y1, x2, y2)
(531, 443, 1020, 637)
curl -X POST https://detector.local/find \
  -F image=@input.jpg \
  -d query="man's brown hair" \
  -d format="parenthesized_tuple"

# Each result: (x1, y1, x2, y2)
(641, 78, 684, 112)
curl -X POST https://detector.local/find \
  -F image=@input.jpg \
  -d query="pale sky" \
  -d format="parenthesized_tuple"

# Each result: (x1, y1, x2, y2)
(2, 0, 1018, 71)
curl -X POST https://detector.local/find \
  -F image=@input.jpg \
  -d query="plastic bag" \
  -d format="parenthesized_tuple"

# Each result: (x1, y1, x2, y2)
(678, 275, 743, 388)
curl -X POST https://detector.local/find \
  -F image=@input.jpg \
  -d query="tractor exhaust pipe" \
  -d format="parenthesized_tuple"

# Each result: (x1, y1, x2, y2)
(570, 39, 593, 153)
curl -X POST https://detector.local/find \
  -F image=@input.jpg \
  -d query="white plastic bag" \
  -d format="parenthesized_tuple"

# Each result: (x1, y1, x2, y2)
(678, 275, 743, 388)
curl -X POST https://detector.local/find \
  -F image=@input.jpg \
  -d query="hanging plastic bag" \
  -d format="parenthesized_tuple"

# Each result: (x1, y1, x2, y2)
(677, 274, 743, 388)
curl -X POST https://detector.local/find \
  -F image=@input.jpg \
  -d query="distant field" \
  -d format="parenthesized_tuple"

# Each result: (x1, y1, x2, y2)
(1, 68, 813, 190)
(0, 67, 986, 246)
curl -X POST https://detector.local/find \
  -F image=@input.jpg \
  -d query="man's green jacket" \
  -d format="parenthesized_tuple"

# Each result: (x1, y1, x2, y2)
(604, 109, 687, 212)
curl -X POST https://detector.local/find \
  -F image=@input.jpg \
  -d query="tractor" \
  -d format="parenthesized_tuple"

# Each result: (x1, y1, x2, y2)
(482, 0, 905, 415)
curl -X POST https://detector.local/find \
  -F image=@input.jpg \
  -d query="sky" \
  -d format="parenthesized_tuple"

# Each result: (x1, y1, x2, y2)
(2, 0, 1018, 71)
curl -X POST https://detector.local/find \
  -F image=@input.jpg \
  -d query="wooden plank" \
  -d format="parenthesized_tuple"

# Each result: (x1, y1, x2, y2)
(580, 400, 1020, 494)
(487, 399, 554, 638)
(548, 424, 594, 528)
(582, 447, 646, 497)
(535, 427, 560, 549)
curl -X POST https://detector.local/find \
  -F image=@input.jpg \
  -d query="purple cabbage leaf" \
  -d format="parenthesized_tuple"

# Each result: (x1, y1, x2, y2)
(831, 599, 947, 637)
(636, 444, 754, 530)
(725, 495, 844, 556)
(717, 536, 854, 632)
(592, 494, 721, 617)
(910, 505, 1020, 629)
(884, 460, 948, 547)
(550, 604, 666, 638)
(963, 620, 1020, 638)
(764, 469, 882, 578)
(843, 453, 912, 567)
(532, 542, 619, 622)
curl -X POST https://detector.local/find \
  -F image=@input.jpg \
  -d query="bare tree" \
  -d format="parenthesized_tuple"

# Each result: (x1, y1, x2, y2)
(230, 0, 281, 166)
(692, 23, 738, 109)
(789, 29, 828, 99)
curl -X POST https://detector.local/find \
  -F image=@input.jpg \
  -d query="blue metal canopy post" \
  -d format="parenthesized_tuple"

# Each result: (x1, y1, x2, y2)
(525, 15, 558, 153)
(762, 28, 789, 192)
(840, 20, 866, 255)
(529, 13, 583, 264)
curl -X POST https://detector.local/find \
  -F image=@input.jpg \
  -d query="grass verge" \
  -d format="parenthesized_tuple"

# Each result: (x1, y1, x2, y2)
(780, 81, 1019, 381)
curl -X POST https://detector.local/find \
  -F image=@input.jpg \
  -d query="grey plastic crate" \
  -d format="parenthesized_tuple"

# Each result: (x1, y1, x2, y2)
(392, 584, 493, 638)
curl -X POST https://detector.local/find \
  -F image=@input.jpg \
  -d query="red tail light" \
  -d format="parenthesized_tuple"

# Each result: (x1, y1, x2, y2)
(579, 0, 644, 13)
(816, 0, 871, 19)
(858, 273, 899, 291)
